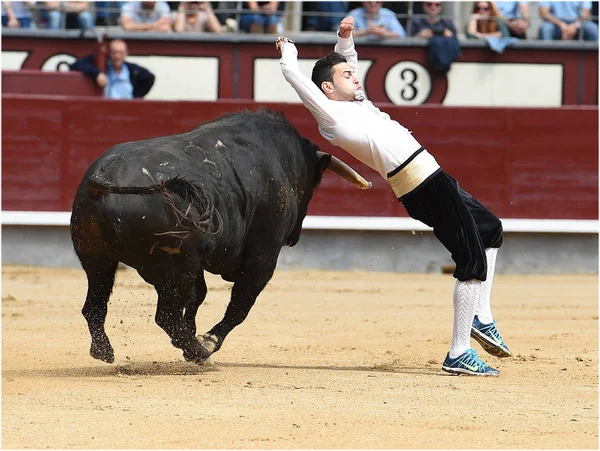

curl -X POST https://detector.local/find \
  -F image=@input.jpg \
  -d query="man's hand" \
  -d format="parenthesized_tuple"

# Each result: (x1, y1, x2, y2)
(339, 16, 354, 38)
(416, 28, 433, 38)
(7, 16, 19, 27)
(367, 24, 386, 37)
(443, 28, 453, 38)
(508, 18, 528, 34)
(561, 21, 577, 40)
(275, 35, 293, 54)
(262, 2, 277, 13)
(96, 73, 108, 88)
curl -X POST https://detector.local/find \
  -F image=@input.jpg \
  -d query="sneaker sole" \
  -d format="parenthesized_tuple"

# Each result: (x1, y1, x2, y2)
(441, 365, 499, 376)
(471, 328, 511, 358)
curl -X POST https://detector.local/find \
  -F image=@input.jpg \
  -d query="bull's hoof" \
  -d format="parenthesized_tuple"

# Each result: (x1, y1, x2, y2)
(90, 342, 114, 364)
(198, 334, 220, 355)
(182, 338, 213, 364)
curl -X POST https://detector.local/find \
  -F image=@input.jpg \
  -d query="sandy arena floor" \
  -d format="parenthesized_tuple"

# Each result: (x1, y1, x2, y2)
(2, 265, 598, 449)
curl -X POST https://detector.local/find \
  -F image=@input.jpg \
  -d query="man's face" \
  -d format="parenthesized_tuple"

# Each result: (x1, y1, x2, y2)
(363, 1, 382, 15)
(323, 62, 362, 102)
(423, 1, 441, 17)
(109, 41, 128, 69)
(141, 1, 156, 11)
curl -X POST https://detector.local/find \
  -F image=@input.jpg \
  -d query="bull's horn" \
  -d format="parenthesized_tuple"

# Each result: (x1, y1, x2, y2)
(318, 151, 372, 190)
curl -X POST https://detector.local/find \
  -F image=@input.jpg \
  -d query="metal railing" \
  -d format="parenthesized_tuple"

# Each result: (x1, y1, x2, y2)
(2, 1, 598, 42)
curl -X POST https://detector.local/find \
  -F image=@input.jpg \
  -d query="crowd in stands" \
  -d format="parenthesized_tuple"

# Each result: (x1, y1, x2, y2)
(2, 1, 598, 41)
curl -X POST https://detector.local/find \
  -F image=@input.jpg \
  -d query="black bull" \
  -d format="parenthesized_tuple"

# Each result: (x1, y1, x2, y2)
(71, 109, 371, 364)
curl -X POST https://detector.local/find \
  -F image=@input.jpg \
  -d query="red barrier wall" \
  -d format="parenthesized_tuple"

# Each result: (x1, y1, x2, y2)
(2, 95, 598, 220)
(1, 70, 101, 97)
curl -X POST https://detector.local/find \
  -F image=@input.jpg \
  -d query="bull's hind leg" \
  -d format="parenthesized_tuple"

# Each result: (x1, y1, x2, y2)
(155, 275, 211, 363)
(183, 272, 208, 336)
(79, 256, 119, 363)
(200, 259, 277, 358)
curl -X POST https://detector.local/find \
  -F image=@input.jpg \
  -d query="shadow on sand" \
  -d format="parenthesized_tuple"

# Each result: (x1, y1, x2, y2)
(3, 359, 446, 379)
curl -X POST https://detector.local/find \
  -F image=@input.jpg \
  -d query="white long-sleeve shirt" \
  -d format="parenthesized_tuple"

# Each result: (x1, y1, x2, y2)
(279, 33, 441, 198)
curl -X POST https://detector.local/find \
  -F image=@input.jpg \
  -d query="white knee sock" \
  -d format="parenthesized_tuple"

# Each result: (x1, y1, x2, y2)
(476, 247, 498, 324)
(449, 279, 481, 359)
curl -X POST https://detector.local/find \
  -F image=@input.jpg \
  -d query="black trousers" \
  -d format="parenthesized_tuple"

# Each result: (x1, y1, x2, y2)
(400, 170, 503, 282)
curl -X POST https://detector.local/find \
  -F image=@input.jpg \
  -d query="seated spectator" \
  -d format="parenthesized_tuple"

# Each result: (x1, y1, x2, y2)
(349, 1, 406, 39)
(466, 1, 510, 39)
(411, 1, 456, 38)
(239, 1, 282, 34)
(70, 39, 155, 100)
(43, 1, 95, 30)
(1, 1, 34, 28)
(538, 1, 598, 41)
(95, 1, 125, 26)
(496, 1, 529, 39)
(174, 1, 221, 32)
(303, 1, 348, 32)
(120, 1, 171, 32)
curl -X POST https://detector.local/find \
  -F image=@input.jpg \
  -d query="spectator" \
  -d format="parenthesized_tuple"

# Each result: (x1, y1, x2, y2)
(43, 1, 95, 30)
(120, 1, 171, 32)
(1, 1, 34, 28)
(95, 1, 125, 26)
(538, 1, 598, 41)
(348, 1, 406, 39)
(174, 1, 221, 32)
(303, 1, 348, 32)
(239, 1, 282, 34)
(466, 1, 510, 39)
(496, 1, 529, 38)
(70, 39, 155, 99)
(411, 1, 457, 38)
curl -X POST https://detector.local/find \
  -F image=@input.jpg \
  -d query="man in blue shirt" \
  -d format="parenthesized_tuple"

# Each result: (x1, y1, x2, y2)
(120, 1, 172, 32)
(349, 1, 406, 39)
(70, 39, 155, 100)
(496, 1, 530, 38)
(539, 1, 598, 41)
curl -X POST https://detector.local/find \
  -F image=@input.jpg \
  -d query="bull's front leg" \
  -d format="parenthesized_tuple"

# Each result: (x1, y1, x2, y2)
(155, 278, 211, 364)
(183, 272, 208, 336)
(199, 260, 277, 359)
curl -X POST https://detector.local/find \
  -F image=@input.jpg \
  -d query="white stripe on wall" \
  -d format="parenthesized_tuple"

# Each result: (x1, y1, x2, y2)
(1, 211, 597, 234)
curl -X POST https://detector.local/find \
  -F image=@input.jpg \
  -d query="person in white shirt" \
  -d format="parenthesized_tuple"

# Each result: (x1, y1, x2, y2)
(276, 16, 511, 377)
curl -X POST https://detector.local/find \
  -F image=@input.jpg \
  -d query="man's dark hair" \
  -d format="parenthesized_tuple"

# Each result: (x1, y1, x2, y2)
(311, 52, 347, 93)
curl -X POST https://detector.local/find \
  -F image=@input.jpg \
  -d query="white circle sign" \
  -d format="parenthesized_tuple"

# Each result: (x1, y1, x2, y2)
(384, 61, 431, 105)
(41, 54, 77, 72)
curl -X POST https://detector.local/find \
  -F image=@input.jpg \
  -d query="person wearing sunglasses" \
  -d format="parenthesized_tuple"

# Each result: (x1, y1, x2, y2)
(496, 1, 530, 39)
(276, 16, 510, 376)
(411, 1, 457, 38)
(538, 1, 598, 41)
(466, 1, 511, 39)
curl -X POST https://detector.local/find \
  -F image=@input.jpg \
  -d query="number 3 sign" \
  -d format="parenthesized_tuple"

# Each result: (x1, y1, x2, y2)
(384, 61, 432, 105)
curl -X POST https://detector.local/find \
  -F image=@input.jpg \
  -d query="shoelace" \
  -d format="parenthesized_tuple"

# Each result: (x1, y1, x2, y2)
(481, 322, 503, 341)
(461, 350, 487, 370)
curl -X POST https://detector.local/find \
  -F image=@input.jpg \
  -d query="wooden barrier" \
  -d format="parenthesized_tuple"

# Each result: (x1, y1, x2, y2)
(1, 70, 101, 97)
(2, 94, 597, 220)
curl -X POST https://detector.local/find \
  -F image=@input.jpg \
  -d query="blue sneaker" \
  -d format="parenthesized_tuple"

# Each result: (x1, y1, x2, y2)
(442, 348, 499, 376)
(471, 315, 511, 358)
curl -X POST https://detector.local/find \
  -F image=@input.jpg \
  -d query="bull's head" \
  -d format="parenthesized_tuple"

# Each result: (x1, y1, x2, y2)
(286, 138, 372, 247)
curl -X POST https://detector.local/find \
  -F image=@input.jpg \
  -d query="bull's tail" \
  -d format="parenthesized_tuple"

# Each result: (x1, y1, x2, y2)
(88, 172, 223, 237)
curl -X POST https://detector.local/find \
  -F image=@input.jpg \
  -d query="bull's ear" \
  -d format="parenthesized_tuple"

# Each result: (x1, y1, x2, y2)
(315, 152, 332, 177)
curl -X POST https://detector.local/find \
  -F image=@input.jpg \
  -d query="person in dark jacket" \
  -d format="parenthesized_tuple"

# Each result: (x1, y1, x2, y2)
(70, 39, 155, 99)
(411, 1, 457, 38)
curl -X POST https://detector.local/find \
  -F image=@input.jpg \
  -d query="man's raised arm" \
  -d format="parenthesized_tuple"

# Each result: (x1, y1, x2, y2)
(334, 16, 358, 76)
(277, 37, 336, 128)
